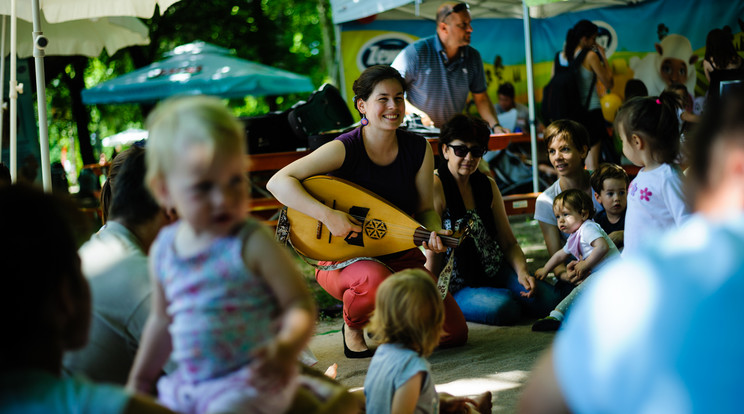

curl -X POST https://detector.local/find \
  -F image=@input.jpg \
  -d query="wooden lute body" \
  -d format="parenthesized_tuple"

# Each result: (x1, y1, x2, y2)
(286, 175, 460, 261)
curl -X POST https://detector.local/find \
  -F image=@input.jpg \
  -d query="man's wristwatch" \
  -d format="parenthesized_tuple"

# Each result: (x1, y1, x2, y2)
(491, 122, 501, 132)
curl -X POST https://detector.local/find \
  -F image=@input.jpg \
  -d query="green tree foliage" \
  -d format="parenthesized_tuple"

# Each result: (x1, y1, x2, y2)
(43, 0, 334, 178)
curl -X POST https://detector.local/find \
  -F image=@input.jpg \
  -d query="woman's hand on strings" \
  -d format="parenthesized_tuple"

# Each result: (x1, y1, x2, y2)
(421, 230, 452, 254)
(324, 209, 362, 238)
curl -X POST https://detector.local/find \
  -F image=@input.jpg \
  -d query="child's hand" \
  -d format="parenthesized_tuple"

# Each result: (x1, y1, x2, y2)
(608, 230, 624, 248)
(249, 340, 297, 393)
(571, 260, 592, 282)
(534, 267, 547, 280)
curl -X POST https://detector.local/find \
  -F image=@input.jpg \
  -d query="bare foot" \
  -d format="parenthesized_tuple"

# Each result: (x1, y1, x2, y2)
(343, 324, 369, 353)
(324, 363, 338, 379)
(473, 391, 492, 414)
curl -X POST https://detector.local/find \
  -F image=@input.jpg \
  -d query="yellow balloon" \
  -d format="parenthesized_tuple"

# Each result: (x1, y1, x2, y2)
(601, 93, 623, 123)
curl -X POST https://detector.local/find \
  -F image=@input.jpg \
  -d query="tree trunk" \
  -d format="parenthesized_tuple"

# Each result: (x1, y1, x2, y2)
(67, 57, 95, 166)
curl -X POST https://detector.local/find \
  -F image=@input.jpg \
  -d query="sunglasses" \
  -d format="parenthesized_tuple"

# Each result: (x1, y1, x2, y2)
(448, 144, 486, 158)
(443, 2, 469, 20)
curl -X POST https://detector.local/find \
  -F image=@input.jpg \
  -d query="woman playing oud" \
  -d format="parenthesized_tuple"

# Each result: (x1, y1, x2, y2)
(267, 65, 468, 359)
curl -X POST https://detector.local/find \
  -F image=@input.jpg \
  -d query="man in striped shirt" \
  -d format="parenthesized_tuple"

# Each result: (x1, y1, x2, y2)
(392, 2, 505, 132)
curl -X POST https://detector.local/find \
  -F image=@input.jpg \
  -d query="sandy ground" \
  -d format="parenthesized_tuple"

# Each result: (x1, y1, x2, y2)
(304, 217, 556, 413)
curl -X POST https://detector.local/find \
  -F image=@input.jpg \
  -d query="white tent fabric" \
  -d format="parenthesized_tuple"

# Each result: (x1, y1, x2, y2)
(0, 0, 182, 23)
(2, 15, 149, 58)
(0, 0, 181, 191)
(330, 0, 646, 191)
(331, 0, 645, 24)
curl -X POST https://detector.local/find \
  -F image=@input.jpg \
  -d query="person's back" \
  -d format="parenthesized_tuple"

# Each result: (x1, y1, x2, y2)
(63, 147, 173, 385)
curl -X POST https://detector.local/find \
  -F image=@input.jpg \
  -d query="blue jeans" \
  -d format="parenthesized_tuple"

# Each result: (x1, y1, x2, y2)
(452, 265, 567, 325)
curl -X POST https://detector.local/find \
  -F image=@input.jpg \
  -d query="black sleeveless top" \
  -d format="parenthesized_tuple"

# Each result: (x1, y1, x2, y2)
(437, 158, 504, 293)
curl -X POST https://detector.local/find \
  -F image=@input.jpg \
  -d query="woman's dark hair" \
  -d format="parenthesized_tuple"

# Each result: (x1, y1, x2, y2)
(439, 114, 490, 148)
(564, 19, 598, 62)
(352, 65, 406, 116)
(553, 188, 596, 219)
(101, 147, 134, 223)
(665, 83, 690, 110)
(685, 86, 744, 203)
(614, 92, 680, 164)
(705, 27, 740, 70)
(109, 146, 161, 226)
(543, 119, 591, 155)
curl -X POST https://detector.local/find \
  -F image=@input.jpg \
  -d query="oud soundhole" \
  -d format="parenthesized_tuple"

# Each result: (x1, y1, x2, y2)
(364, 219, 387, 240)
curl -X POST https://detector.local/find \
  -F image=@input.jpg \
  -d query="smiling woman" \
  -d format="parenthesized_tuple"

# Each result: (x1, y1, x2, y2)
(267, 65, 469, 358)
(426, 114, 566, 326)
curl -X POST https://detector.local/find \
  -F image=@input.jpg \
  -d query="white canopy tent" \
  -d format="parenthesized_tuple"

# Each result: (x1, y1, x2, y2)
(329, 0, 646, 192)
(0, 0, 181, 191)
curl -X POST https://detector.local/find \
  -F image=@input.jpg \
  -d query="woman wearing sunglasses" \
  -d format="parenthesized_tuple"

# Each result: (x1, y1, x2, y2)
(426, 114, 564, 325)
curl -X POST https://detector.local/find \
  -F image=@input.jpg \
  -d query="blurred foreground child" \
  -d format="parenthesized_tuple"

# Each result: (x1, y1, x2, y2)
(126, 96, 317, 414)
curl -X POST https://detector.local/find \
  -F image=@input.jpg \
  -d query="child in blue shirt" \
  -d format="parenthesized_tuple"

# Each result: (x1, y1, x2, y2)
(590, 163, 629, 250)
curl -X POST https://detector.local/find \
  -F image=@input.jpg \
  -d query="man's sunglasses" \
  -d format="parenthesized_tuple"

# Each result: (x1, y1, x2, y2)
(448, 144, 487, 158)
(443, 2, 469, 20)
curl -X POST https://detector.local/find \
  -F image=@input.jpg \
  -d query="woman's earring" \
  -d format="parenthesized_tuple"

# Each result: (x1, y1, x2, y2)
(360, 114, 369, 126)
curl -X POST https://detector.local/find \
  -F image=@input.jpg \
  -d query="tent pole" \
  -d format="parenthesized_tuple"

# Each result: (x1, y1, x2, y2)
(9, 0, 17, 182)
(334, 24, 346, 100)
(522, 1, 539, 193)
(0, 15, 6, 160)
(31, 0, 50, 192)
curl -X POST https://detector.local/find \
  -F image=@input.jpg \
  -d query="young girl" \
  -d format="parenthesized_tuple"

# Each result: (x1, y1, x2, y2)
(615, 94, 691, 255)
(534, 120, 604, 288)
(126, 96, 317, 414)
(532, 190, 619, 331)
(364, 269, 491, 414)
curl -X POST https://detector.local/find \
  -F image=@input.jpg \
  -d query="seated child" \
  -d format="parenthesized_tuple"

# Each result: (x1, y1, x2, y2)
(532, 189, 620, 332)
(590, 163, 629, 250)
(364, 269, 492, 414)
(0, 184, 175, 414)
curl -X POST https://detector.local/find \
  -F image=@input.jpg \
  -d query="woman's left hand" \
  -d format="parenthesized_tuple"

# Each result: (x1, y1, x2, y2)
(421, 230, 451, 254)
(518, 273, 536, 298)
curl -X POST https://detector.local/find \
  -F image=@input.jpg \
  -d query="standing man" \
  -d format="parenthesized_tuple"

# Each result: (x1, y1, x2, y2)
(391, 2, 505, 131)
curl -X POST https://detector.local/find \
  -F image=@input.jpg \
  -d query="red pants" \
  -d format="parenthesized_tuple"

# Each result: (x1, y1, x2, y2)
(316, 248, 468, 348)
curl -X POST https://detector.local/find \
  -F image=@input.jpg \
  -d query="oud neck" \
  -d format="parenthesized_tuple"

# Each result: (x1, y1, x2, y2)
(413, 227, 460, 248)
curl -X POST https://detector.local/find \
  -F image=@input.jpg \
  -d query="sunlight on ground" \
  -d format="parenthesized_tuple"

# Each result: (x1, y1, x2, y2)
(435, 370, 531, 396)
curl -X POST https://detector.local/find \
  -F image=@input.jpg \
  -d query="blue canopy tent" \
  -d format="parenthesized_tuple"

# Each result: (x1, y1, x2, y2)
(82, 41, 315, 104)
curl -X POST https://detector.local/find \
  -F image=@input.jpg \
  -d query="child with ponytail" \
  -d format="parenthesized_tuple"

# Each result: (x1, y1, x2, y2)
(614, 92, 691, 255)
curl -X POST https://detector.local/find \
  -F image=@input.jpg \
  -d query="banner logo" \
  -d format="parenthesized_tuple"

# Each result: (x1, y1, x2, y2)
(357, 34, 414, 71)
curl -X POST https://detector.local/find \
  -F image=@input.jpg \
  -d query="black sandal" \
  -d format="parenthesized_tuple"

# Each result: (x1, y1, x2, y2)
(342, 324, 374, 359)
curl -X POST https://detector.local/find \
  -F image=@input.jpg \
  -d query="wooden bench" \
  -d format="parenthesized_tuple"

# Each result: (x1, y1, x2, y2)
(503, 192, 540, 216)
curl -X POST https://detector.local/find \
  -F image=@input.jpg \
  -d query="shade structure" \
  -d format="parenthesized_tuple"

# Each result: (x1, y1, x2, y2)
(0, 0, 182, 23)
(0, 0, 182, 191)
(82, 41, 315, 105)
(2, 15, 149, 58)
